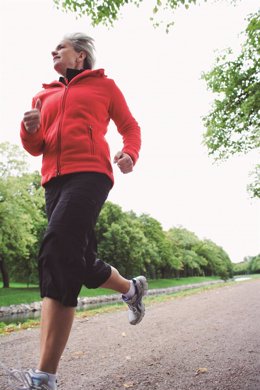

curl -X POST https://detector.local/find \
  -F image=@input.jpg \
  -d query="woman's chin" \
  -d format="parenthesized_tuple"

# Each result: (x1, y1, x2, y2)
(54, 62, 66, 76)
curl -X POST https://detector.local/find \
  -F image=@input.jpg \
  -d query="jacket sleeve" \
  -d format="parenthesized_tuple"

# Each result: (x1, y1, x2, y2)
(108, 81, 141, 164)
(20, 97, 45, 157)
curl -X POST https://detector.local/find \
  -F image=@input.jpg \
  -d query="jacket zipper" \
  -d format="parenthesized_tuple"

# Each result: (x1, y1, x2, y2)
(88, 125, 95, 154)
(56, 85, 69, 176)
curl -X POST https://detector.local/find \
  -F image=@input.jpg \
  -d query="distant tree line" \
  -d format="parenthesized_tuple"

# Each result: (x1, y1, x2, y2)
(233, 255, 260, 275)
(0, 142, 242, 288)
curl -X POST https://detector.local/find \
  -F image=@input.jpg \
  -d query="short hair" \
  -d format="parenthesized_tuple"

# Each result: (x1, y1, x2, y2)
(63, 32, 95, 70)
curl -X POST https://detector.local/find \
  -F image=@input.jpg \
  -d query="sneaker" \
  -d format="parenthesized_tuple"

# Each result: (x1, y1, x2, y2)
(122, 276, 148, 325)
(7, 368, 56, 390)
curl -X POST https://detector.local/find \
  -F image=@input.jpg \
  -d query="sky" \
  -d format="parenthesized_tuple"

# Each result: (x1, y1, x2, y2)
(0, 0, 259, 263)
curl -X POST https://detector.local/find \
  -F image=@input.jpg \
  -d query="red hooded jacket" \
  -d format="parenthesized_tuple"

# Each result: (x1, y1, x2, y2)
(20, 69, 141, 186)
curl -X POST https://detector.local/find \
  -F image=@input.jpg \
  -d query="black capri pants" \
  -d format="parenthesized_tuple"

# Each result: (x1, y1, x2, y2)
(38, 172, 113, 307)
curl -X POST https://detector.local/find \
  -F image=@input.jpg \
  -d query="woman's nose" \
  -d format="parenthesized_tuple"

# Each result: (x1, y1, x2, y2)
(51, 50, 57, 57)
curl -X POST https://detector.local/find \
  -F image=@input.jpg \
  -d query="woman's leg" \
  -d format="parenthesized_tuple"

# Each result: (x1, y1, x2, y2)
(37, 174, 113, 374)
(38, 298, 75, 374)
(100, 266, 131, 294)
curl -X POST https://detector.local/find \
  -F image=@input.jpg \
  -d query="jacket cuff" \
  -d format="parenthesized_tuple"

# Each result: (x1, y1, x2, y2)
(20, 122, 42, 141)
(20, 122, 44, 156)
(122, 149, 138, 165)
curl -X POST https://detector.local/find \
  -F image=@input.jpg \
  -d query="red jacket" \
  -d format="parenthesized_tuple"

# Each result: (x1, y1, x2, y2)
(20, 69, 141, 186)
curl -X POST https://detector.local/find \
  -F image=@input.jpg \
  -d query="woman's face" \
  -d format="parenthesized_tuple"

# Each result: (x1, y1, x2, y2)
(51, 40, 84, 76)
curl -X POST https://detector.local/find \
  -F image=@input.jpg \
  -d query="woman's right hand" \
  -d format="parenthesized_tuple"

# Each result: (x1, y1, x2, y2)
(23, 98, 41, 134)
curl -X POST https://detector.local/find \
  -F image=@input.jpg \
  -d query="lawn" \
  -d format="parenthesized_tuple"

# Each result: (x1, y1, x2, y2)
(0, 276, 221, 307)
(0, 276, 258, 333)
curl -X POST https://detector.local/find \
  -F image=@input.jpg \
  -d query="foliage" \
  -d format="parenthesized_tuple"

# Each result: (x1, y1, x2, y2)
(0, 142, 28, 178)
(0, 142, 46, 287)
(96, 204, 234, 280)
(138, 214, 181, 278)
(248, 254, 260, 274)
(195, 239, 233, 279)
(202, 11, 260, 161)
(233, 259, 250, 275)
(233, 255, 260, 275)
(167, 227, 203, 277)
(247, 164, 260, 198)
(53, 0, 239, 31)
(96, 204, 148, 277)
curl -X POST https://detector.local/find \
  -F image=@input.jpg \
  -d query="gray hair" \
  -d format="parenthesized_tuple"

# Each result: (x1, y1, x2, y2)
(64, 32, 96, 70)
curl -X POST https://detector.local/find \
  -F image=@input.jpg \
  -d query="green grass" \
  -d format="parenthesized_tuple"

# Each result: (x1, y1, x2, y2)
(3, 275, 259, 307)
(0, 279, 237, 335)
(0, 281, 224, 334)
(0, 287, 41, 306)
(8, 282, 39, 288)
(146, 276, 220, 289)
(0, 276, 259, 335)
(0, 276, 220, 307)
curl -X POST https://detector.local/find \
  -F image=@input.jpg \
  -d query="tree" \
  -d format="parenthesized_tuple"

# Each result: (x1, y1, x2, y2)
(137, 214, 181, 278)
(196, 239, 233, 280)
(0, 173, 46, 287)
(54, 0, 238, 30)
(167, 227, 206, 277)
(202, 11, 260, 190)
(95, 201, 125, 243)
(0, 143, 46, 287)
(97, 215, 148, 278)
(248, 254, 260, 274)
(96, 203, 146, 277)
(233, 258, 250, 275)
(247, 164, 260, 198)
(0, 142, 28, 178)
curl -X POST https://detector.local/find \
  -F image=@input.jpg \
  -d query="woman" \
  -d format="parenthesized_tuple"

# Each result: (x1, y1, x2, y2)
(12, 32, 147, 390)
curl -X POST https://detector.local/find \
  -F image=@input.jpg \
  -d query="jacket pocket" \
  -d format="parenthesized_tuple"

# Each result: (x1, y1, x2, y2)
(87, 125, 95, 155)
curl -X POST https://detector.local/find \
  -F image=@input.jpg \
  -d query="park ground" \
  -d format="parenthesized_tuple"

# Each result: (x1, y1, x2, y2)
(0, 279, 260, 390)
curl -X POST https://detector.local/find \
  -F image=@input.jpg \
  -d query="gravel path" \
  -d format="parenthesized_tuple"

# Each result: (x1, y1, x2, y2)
(1, 279, 260, 390)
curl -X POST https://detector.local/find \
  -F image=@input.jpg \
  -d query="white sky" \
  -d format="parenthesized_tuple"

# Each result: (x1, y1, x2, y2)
(0, 0, 259, 263)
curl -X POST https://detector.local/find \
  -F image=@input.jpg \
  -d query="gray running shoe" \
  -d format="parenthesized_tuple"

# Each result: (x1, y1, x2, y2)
(122, 276, 148, 325)
(7, 368, 56, 390)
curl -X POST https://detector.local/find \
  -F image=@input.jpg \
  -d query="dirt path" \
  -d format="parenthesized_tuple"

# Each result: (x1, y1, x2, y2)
(1, 280, 260, 390)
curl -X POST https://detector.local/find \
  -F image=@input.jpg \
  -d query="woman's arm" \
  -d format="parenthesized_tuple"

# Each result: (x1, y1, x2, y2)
(20, 98, 45, 156)
(109, 81, 141, 166)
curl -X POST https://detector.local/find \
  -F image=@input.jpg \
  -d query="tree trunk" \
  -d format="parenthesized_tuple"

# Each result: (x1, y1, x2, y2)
(0, 255, 9, 288)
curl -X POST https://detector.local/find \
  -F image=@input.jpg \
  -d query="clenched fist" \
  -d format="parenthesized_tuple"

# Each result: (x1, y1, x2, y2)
(113, 151, 133, 174)
(23, 98, 41, 134)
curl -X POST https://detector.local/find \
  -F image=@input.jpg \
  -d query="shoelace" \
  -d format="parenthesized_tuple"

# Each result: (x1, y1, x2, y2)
(0, 362, 28, 388)
(10, 369, 32, 387)
(0, 363, 50, 390)
(15, 370, 52, 390)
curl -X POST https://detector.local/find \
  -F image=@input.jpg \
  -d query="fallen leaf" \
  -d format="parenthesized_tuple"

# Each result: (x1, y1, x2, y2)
(123, 381, 134, 388)
(195, 367, 208, 376)
(71, 351, 84, 359)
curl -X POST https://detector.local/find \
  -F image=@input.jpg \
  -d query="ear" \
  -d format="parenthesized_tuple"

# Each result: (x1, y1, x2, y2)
(79, 51, 87, 61)
(76, 51, 87, 68)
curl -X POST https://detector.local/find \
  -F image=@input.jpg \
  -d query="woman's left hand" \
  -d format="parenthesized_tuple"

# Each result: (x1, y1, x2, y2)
(113, 151, 133, 174)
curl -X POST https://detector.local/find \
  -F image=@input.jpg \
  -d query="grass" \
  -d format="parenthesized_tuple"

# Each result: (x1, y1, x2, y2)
(0, 278, 248, 336)
(146, 276, 220, 289)
(0, 276, 259, 335)
(0, 276, 220, 307)
(0, 280, 227, 335)
(0, 287, 41, 307)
